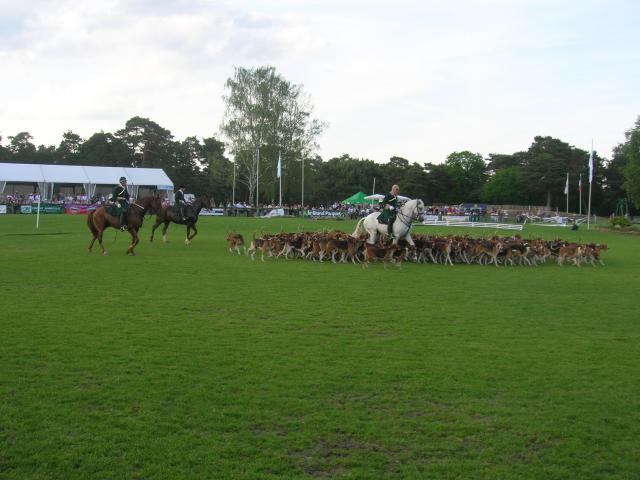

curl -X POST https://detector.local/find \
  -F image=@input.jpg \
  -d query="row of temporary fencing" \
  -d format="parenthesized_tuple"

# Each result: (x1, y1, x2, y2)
(419, 219, 523, 231)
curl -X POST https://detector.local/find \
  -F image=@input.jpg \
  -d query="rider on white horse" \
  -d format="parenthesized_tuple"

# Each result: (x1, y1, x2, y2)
(352, 195, 424, 247)
(378, 184, 399, 234)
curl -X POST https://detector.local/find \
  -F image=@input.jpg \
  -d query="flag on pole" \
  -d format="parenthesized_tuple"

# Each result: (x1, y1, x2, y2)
(578, 174, 582, 192)
(564, 173, 569, 195)
(277, 152, 282, 178)
(588, 146, 594, 183)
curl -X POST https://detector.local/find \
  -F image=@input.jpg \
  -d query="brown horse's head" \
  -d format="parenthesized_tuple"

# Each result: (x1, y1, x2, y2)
(197, 194, 213, 210)
(135, 194, 163, 215)
(150, 194, 163, 214)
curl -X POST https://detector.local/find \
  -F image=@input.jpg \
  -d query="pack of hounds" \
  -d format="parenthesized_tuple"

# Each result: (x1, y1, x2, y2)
(227, 231, 608, 269)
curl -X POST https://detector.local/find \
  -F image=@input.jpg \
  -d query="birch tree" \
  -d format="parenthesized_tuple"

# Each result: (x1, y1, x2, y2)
(220, 66, 325, 205)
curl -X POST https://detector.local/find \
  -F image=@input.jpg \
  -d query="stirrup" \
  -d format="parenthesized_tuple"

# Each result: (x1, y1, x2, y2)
(120, 225, 128, 231)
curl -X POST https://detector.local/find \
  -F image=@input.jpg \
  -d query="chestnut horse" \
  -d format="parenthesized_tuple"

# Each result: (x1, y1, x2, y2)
(87, 195, 163, 256)
(149, 195, 212, 245)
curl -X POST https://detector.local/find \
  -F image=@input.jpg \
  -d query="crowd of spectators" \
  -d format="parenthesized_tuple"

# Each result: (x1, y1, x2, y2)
(220, 201, 377, 219)
(1, 193, 542, 223)
(0, 193, 103, 205)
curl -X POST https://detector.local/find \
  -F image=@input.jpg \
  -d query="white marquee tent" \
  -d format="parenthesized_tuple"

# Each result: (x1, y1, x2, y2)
(0, 163, 174, 200)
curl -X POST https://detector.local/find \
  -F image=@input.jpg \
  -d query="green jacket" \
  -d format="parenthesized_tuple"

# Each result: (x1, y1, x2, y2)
(108, 184, 129, 216)
(378, 193, 398, 223)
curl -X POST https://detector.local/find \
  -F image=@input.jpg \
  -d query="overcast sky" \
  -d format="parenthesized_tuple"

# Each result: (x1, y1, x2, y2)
(1, 0, 638, 163)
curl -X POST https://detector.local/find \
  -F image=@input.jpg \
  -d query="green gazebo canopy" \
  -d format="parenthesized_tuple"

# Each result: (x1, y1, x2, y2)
(341, 191, 373, 205)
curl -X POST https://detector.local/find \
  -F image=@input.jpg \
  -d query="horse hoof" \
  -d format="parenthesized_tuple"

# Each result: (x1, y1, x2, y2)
(184, 239, 190, 245)
(103, 251, 108, 256)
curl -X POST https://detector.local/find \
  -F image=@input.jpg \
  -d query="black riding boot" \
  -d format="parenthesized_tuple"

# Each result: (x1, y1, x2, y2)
(119, 212, 128, 231)
(388, 216, 396, 235)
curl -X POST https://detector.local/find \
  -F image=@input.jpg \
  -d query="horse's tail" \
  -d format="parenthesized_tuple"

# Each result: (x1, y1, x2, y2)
(87, 209, 98, 236)
(352, 217, 366, 238)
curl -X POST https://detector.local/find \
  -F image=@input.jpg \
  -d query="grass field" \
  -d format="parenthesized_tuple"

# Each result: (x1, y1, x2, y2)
(1, 214, 639, 479)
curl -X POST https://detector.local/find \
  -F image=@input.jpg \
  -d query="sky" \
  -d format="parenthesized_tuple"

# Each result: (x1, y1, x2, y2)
(1, 0, 639, 164)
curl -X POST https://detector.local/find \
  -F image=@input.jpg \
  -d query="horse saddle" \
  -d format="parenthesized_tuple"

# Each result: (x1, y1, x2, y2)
(174, 204, 196, 221)
(378, 210, 394, 225)
(107, 204, 123, 216)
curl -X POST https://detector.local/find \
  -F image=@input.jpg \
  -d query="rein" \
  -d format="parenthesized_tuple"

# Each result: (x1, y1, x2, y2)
(393, 202, 419, 237)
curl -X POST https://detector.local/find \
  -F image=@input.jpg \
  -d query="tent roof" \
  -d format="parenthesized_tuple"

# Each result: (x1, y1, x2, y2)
(365, 193, 412, 202)
(81, 166, 128, 185)
(40, 164, 89, 183)
(124, 167, 173, 190)
(341, 192, 372, 204)
(0, 163, 45, 182)
(0, 163, 174, 188)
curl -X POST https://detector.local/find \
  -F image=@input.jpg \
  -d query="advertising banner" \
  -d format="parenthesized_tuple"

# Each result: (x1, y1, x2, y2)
(65, 203, 100, 214)
(199, 208, 225, 216)
(0, 205, 6, 214)
(19, 204, 66, 214)
(308, 210, 344, 218)
(444, 215, 468, 222)
(35, 204, 65, 214)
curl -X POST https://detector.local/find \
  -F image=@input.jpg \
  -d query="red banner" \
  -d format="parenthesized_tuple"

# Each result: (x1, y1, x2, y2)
(65, 203, 101, 214)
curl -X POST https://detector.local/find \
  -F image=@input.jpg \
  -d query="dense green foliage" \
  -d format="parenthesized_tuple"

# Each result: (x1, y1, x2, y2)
(609, 216, 632, 228)
(0, 215, 638, 479)
(621, 118, 640, 208)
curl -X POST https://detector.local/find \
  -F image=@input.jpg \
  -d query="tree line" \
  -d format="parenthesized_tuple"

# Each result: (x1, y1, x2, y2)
(0, 65, 638, 215)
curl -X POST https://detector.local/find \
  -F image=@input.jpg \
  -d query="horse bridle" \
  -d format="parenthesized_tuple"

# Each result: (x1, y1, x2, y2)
(130, 200, 159, 217)
(393, 203, 421, 237)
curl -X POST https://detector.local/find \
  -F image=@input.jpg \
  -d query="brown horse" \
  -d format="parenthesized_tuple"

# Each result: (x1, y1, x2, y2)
(87, 195, 163, 256)
(149, 195, 212, 245)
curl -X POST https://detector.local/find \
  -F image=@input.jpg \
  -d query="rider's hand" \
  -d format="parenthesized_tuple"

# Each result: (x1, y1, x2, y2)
(389, 206, 394, 211)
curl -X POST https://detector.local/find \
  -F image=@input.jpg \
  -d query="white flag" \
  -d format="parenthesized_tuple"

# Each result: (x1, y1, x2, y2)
(564, 173, 569, 195)
(277, 152, 281, 178)
(588, 147, 594, 183)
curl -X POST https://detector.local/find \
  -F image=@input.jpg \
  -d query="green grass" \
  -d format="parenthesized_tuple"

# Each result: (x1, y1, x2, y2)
(1, 214, 639, 479)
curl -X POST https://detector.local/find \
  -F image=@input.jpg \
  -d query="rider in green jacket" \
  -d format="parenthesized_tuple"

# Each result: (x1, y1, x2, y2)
(174, 185, 187, 221)
(379, 184, 399, 234)
(109, 177, 130, 231)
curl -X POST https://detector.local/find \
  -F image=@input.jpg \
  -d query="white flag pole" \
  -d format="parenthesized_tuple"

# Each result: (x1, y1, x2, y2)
(372, 177, 376, 205)
(587, 141, 594, 230)
(301, 156, 305, 216)
(278, 151, 282, 207)
(579, 173, 582, 216)
(256, 147, 260, 215)
(232, 159, 236, 206)
(36, 195, 41, 229)
(565, 173, 569, 214)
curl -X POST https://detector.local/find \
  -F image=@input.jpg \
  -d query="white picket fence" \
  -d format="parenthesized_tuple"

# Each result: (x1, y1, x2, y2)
(418, 220, 523, 231)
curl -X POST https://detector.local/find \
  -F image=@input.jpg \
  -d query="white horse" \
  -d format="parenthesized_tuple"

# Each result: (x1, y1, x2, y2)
(352, 198, 425, 246)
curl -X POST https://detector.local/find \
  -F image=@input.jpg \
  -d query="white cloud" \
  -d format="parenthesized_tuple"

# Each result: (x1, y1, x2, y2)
(1, 0, 638, 162)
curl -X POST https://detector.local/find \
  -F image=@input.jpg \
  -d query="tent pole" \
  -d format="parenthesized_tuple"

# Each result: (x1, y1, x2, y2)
(36, 196, 41, 229)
